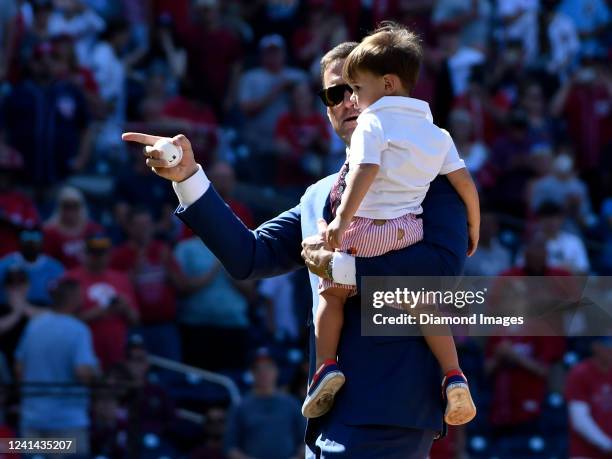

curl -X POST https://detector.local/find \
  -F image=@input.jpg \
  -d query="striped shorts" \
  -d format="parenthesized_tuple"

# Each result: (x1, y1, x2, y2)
(319, 213, 423, 295)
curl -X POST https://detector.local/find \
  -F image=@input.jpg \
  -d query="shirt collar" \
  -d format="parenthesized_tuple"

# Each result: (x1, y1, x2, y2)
(360, 96, 433, 122)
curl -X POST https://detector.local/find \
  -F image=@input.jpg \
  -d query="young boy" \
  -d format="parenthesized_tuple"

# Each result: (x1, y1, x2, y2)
(302, 22, 479, 426)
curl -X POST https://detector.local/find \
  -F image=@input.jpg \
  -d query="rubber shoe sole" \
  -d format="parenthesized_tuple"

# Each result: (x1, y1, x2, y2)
(302, 372, 346, 418)
(444, 383, 477, 425)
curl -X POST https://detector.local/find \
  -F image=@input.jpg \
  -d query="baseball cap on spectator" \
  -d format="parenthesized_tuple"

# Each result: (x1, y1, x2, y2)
(259, 34, 285, 51)
(249, 347, 277, 368)
(127, 333, 146, 350)
(85, 233, 112, 252)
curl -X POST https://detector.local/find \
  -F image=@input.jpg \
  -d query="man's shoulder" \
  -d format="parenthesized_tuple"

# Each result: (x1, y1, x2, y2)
(299, 174, 337, 203)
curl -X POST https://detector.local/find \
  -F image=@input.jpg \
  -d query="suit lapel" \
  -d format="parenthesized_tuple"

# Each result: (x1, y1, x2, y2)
(300, 174, 337, 319)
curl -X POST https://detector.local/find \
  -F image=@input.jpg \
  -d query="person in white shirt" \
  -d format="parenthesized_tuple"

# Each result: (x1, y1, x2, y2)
(302, 22, 480, 426)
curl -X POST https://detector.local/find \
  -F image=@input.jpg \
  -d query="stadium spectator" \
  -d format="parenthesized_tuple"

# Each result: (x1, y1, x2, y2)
(0, 146, 39, 257)
(565, 336, 612, 459)
(518, 80, 556, 148)
(174, 235, 253, 371)
(291, 0, 348, 70)
(530, 153, 595, 228)
(67, 233, 139, 369)
(9, 0, 53, 82)
(190, 405, 228, 459)
(447, 108, 488, 175)
(182, 0, 242, 116)
(431, 0, 492, 51)
(1, 40, 91, 186)
(535, 0, 580, 83)
(88, 20, 130, 163)
(258, 272, 299, 343)
(551, 56, 612, 171)
(463, 211, 512, 276)
(558, 0, 611, 57)
(485, 323, 565, 436)
(238, 35, 307, 162)
(47, 0, 105, 66)
(533, 201, 590, 273)
(0, 228, 64, 306)
(0, 267, 42, 365)
(224, 348, 304, 459)
(496, 0, 540, 64)
(43, 186, 103, 269)
(274, 81, 331, 189)
(207, 162, 254, 229)
(15, 277, 98, 457)
(122, 335, 176, 447)
(110, 206, 207, 360)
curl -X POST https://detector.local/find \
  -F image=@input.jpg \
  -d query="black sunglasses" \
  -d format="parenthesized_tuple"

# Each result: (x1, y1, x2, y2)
(318, 84, 353, 107)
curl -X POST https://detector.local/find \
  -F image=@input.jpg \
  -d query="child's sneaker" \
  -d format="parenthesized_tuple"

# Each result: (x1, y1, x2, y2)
(442, 369, 476, 425)
(301, 359, 345, 418)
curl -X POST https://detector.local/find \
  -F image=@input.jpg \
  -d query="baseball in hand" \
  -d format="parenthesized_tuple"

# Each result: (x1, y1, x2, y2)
(147, 138, 183, 167)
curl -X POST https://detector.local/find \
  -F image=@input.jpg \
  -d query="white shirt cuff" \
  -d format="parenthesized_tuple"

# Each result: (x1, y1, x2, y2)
(332, 252, 356, 286)
(172, 164, 210, 209)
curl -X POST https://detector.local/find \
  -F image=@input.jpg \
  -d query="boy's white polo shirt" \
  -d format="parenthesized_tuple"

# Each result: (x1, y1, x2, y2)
(348, 96, 465, 220)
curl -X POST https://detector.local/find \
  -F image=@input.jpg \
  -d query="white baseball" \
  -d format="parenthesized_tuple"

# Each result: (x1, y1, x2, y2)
(147, 138, 183, 167)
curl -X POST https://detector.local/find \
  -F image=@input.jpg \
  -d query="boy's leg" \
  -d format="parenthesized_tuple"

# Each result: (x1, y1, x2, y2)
(315, 287, 351, 368)
(302, 286, 351, 419)
(423, 334, 476, 426)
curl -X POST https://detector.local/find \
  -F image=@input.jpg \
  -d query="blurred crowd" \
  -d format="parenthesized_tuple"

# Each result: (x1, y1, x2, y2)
(0, 0, 611, 457)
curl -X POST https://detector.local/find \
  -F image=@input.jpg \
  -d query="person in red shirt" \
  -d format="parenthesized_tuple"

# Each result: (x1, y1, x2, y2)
(43, 186, 103, 269)
(0, 144, 40, 257)
(110, 207, 205, 360)
(180, 0, 242, 117)
(274, 82, 330, 188)
(67, 234, 139, 370)
(566, 337, 612, 459)
(485, 234, 567, 433)
(551, 58, 612, 172)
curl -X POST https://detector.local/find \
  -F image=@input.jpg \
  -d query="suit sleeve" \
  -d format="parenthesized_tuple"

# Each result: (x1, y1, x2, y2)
(176, 186, 304, 280)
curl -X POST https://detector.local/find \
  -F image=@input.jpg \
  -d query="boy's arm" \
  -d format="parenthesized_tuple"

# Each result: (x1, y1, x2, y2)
(445, 168, 480, 256)
(327, 163, 379, 248)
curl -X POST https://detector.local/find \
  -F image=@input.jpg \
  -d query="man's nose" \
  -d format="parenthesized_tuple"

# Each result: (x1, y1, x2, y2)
(347, 91, 356, 107)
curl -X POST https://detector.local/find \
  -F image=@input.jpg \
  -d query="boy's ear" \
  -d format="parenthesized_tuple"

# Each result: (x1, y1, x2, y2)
(383, 74, 400, 93)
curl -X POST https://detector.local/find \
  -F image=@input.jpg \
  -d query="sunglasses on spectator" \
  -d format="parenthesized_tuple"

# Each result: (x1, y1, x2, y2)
(61, 200, 81, 209)
(318, 84, 353, 107)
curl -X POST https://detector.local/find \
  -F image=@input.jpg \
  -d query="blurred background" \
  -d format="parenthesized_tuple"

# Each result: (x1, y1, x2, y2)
(0, 0, 611, 457)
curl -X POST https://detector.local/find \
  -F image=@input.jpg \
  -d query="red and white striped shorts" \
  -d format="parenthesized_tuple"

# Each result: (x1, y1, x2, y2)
(319, 213, 423, 295)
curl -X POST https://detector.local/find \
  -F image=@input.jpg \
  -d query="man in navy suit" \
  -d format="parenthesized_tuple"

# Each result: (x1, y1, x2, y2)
(123, 42, 467, 459)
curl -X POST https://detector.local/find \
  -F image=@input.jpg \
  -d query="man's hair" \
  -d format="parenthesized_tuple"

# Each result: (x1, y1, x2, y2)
(343, 21, 422, 92)
(319, 42, 359, 84)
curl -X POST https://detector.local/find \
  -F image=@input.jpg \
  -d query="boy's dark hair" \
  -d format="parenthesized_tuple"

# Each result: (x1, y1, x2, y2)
(343, 21, 422, 92)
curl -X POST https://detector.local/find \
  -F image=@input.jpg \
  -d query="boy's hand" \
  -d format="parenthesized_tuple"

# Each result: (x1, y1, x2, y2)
(326, 216, 349, 250)
(467, 223, 479, 257)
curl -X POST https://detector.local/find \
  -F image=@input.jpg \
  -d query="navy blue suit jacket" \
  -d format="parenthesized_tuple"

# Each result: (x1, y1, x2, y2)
(177, 174, 467, 443)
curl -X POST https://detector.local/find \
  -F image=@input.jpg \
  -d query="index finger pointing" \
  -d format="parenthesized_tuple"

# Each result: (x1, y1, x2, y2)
(121, 132, 163, 146)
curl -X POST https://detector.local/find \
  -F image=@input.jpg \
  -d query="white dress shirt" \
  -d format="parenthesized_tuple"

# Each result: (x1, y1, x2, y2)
(349, 96, 465, 219)
(173, 166, 356, 285)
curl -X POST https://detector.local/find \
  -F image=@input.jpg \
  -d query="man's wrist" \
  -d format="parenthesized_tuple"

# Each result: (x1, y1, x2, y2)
(325, 256, 334, 281)
(172, 164, 210, 209)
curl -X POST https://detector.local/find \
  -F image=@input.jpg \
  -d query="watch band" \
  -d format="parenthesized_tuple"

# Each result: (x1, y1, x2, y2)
(325, 255, 334, 281)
